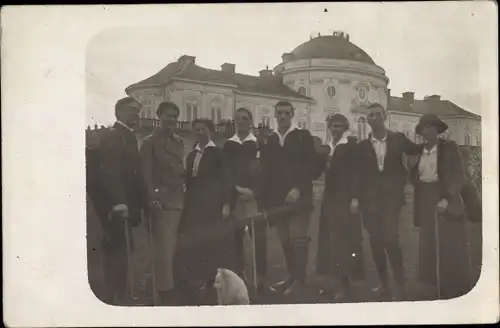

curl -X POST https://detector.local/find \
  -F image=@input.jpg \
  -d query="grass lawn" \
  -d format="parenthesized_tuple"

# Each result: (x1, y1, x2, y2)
(87, 184, 482, 306)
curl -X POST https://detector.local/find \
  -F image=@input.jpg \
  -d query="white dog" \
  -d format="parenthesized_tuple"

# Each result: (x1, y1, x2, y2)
(213, 268, 250, 305)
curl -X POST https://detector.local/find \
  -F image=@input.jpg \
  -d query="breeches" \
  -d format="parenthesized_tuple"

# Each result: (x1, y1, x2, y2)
(274, 212, 311, 247)
(150, 209, 181, 292)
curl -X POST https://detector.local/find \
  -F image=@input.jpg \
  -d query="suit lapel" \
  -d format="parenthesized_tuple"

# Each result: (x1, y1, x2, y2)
(383, 131, 396, 170)
(437, 139, 445, 181)
(153, 129, 183, 162)
(364, 139, 379, 170)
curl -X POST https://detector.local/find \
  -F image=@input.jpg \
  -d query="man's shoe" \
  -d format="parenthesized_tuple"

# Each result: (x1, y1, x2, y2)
(283, 279, 306, 296)
(257, 280, 277, 294)
(272, 276, 295, 292)
(393, 283, 408, 301)
(372, 283, 392, 299)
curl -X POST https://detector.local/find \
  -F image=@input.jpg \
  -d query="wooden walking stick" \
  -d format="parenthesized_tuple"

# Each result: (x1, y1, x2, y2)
(124, 217, 135, 299)
(250, 219, 258, 292)
(146, 211, 158, 305)
(434, 212, 441, 299)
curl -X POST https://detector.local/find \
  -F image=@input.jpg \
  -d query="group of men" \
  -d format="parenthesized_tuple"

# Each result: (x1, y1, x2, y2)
(86, 95, 440, 304)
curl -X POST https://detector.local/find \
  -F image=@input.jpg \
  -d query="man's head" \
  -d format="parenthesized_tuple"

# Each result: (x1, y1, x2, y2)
(415, 113, 448, 143)
(156, 101, 180, 129)
(115, 97, 141, 129)
(326, 113, 349, 139)
(234, 107, 253, 133)
(366, 103, 387, 131)
(274, 100, 294, 129)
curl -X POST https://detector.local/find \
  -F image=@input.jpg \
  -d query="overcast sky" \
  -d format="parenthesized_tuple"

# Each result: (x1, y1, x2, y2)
(86, 2, 487, 126)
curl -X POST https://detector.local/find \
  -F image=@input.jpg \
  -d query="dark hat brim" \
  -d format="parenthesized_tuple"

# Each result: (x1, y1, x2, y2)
(416, 119, 448, 135)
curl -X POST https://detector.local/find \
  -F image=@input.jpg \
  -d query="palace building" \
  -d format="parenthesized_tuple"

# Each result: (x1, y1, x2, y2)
(125, 31, 481, 146)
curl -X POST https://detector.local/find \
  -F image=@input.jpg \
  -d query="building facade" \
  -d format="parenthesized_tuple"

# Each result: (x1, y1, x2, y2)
(125, 31, 480, 145)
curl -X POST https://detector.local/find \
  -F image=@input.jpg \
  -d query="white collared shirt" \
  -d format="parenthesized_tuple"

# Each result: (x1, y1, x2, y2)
(116, 120, 133, 132)
(228, 132, 257, 145)
(326, 133, 349, 157)
(192, 140, 216, 177)
(418, 144, 438, 182)
(370, 133, 388, 172)
(274, 124, 298, 147)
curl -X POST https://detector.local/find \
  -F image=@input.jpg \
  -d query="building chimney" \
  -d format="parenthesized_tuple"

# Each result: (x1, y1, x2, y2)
(259, 68, 273, 79)
(402, 91, 415, 103)
(424, 94, 441, 101)
(178, 55, 196, 65)
(282, 53, 294, 62)
(221, 63, 235, 74)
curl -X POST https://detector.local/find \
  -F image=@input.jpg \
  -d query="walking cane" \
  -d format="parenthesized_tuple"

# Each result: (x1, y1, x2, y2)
(124, 217, 135, 300)
(250, 218, 258, 292)
(146, 210, 158, 305)
(434, 212, 441, 299)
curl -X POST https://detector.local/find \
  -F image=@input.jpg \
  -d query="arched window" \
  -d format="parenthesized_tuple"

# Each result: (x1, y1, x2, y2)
(326, 85, 336, 98)
(210, 107, 222, 124)
(210, 98, 223, 124)
(297, 86, 306, 96)
(465, 133, 472, 145)
(186, 99, 198, 122)
(261, 116, 271, 127)
(356, 116, 369, 140)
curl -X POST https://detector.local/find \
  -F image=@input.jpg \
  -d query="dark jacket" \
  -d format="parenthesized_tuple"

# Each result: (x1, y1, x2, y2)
(357, 130, 422, 214)
(139, 128, 185, 210)
(260, 128, 316, 211)
(221, 136, 262, 209)
(175, 144, 237, 281)
(97, 122, 148, 226)
(316, 137, 360, 275)
(410, 139, 467, 227)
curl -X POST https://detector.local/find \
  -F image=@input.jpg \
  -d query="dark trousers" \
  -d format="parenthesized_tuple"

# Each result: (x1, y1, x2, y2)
(350, 213, 366, 280)
(234, 220, 268, 278)
(416, 182, 471, 299)
(100, 217, 131, 300)
(362, 210, 405, 285)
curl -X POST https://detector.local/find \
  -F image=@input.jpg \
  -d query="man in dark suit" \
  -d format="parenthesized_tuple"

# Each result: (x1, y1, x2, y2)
(260, 100, 316, 295)
(93, 96, 148, 304)
(356, 103, 422, 300)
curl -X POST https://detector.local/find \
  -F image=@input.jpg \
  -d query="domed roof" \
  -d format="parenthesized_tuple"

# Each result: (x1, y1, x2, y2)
(289, 34, 375, 64)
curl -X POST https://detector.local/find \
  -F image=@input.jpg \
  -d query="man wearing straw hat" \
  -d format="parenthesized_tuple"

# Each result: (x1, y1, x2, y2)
(410, 113, 472, 299)
(95, 96, 148, 304)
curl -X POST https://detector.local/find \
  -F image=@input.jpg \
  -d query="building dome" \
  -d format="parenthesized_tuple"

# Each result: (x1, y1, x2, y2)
(289, 34, 375, 65)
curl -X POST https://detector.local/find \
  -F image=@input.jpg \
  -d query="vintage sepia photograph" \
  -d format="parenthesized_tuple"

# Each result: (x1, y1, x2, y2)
(4, 2, 498, 326)
(85, 4, 485, 308)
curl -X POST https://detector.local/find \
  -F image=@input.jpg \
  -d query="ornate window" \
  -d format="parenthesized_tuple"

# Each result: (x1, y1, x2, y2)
(186, 98, 199, 122)
(297, 86, 306, 96)
(356, 116, 369, 140)
(210, 98, 223, 124)
(357, 86, 368, 102)
(465, 133, 472, 145)
(326, 85, 336, 98)
(210, 108, 222, 124)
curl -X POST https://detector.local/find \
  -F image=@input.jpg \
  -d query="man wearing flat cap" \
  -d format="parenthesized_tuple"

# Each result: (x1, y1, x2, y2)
(410, 113, 472, 299)
(139, 101, 186, 305)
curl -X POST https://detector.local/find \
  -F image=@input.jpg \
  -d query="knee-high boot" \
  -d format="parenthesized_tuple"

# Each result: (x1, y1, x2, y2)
(284, 237, 310, 296)
(272, 243, 296, 291)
